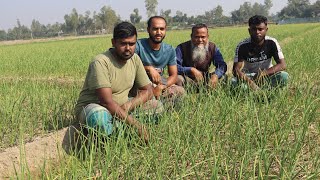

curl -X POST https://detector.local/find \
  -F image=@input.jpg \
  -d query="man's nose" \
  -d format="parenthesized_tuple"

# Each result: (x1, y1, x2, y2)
(256, 29, 261, 34)
(125, 44, 130, 50)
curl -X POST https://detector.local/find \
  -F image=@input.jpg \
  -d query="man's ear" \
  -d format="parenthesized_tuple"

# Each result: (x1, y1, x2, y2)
(111, 38, 115, 47)
(266, 27, 269, 32)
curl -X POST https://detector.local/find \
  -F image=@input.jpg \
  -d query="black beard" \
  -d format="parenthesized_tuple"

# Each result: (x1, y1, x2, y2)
(251, 35, 264, 44)
(150, 35, 165, 44)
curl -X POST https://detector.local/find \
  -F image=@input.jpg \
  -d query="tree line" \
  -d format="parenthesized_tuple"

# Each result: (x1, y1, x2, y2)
(0, 0, 319, 41)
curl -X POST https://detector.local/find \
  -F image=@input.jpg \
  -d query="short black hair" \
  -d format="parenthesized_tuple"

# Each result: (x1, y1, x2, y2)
(113, 22, 137, 40)
(191, 23, 208, 36)
(147, 16, 167, 28)
(248, 15, 268, 26)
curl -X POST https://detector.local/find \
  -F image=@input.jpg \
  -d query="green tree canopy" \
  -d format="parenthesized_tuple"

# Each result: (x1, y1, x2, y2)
(145, 0, 158, 18)
(130, 8, 142, 24)
(160, 9, 172, 24)
(231, 0, 273, 24)
(278, 0, 312, 19)
(98, 6, 120, 33)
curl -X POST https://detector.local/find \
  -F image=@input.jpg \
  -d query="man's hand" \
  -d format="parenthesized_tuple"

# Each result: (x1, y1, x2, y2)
(120, 103, 131, 113)
(253, 70, 267, 83)
(153, 84, 167, 99)
(209, 74, 219, 88)
(148, 67, 162, 84)
(248, 80, 260, 91)
(191, 67, 204, 82)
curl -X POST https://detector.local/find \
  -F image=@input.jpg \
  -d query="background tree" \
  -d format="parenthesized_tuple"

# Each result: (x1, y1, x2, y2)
(231, 1, 272, 24)
(98, 6, 120, 33)
(7, 19, 31, 40)
(160, 9, 172, 24)
(3, 0, 320, 40)
(92, 11, 103, 33)
(0, 30, 7, 41)
(212, 5, 231, 25)
(77, 14, 87, 35)
(231, 2, 252, 24)
(264, 0, 273, 10)
(63, 8, 79, 35)
(80, 11, 94, 35)
(172, 11, 188, 24)
(130, 8, 142, 24)
(46, 22, 62, 37)
(310, 0, 320, 17)
(204, 9, 214, 24)
(254, 0, 273, 17)
(31, 19, 43, 38)
(76, 11, 94, 35)
(214, 5, 224, 20)
(278, 0, 311, 19)
(145, 0, 158, 18)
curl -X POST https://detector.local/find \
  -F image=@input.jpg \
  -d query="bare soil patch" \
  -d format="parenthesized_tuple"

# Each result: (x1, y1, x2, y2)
(0, 127, 77, 179)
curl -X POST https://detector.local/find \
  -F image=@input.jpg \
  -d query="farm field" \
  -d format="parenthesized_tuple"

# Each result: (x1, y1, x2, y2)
(0, 23, 319, 179)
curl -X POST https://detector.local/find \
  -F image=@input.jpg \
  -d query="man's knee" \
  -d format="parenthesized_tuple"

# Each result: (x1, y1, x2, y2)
(80, 103, 113, 135)
(141, 98, 164, 114)
(174, 85, 186, 96)
(164, 84, 186, 97)
(271, 71, 289, 87)
(278, 71, 289, 82)
(176, 75, 185, 86)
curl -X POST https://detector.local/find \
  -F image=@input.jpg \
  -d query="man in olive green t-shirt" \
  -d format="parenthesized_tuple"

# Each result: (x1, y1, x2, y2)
(75, 22, 160, 144)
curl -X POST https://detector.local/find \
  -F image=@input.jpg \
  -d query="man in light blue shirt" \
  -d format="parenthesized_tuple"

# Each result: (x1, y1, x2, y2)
(135, 16, 185, 100)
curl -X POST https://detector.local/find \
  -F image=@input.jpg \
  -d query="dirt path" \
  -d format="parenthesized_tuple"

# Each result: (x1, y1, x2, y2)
(0, 127, 77, 179)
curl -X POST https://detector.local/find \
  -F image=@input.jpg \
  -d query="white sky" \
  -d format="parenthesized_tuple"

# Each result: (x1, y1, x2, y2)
(0, 0, 316, 30)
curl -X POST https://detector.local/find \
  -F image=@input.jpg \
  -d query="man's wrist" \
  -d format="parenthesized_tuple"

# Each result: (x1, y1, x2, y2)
(161, 84, 167, 90)
(210, 74, 218, 79)
(128, 116, 140, 128)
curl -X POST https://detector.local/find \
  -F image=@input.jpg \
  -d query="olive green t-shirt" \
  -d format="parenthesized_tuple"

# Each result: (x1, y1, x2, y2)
(75, 49, 151, 117)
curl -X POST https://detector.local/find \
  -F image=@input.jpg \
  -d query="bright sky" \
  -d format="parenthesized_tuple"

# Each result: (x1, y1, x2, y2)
(0, 0, 316, 31)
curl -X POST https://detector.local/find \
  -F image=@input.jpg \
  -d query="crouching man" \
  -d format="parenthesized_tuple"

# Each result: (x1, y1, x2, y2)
(74, 22, 162, 144)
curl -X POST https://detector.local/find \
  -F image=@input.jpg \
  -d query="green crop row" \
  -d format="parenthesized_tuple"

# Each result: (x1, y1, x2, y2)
(0, 23, 319, 179)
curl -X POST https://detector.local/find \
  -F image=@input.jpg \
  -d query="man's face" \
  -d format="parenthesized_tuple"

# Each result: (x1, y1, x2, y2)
(147, 18, 166, 44)
(191, 27, 209, 47)
(112, 35, 137, 61)
(248, 23, 268, 44)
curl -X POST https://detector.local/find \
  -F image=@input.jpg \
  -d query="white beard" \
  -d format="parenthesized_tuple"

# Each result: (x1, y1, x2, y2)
(192, 44, 208, 63)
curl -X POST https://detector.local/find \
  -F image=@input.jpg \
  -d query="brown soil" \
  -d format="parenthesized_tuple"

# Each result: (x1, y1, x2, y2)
(0, 126, 79, 179)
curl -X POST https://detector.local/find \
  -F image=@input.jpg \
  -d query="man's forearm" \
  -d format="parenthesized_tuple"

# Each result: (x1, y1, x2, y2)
(144, 66, 154, 74)
(235, 69, 253, 84)
(122, 89, 153, 112)
(265, 64, 285, 75)
(166, 75, 177, 87)
(236, 70, 260, 90)
(102, 102, 138, 127)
